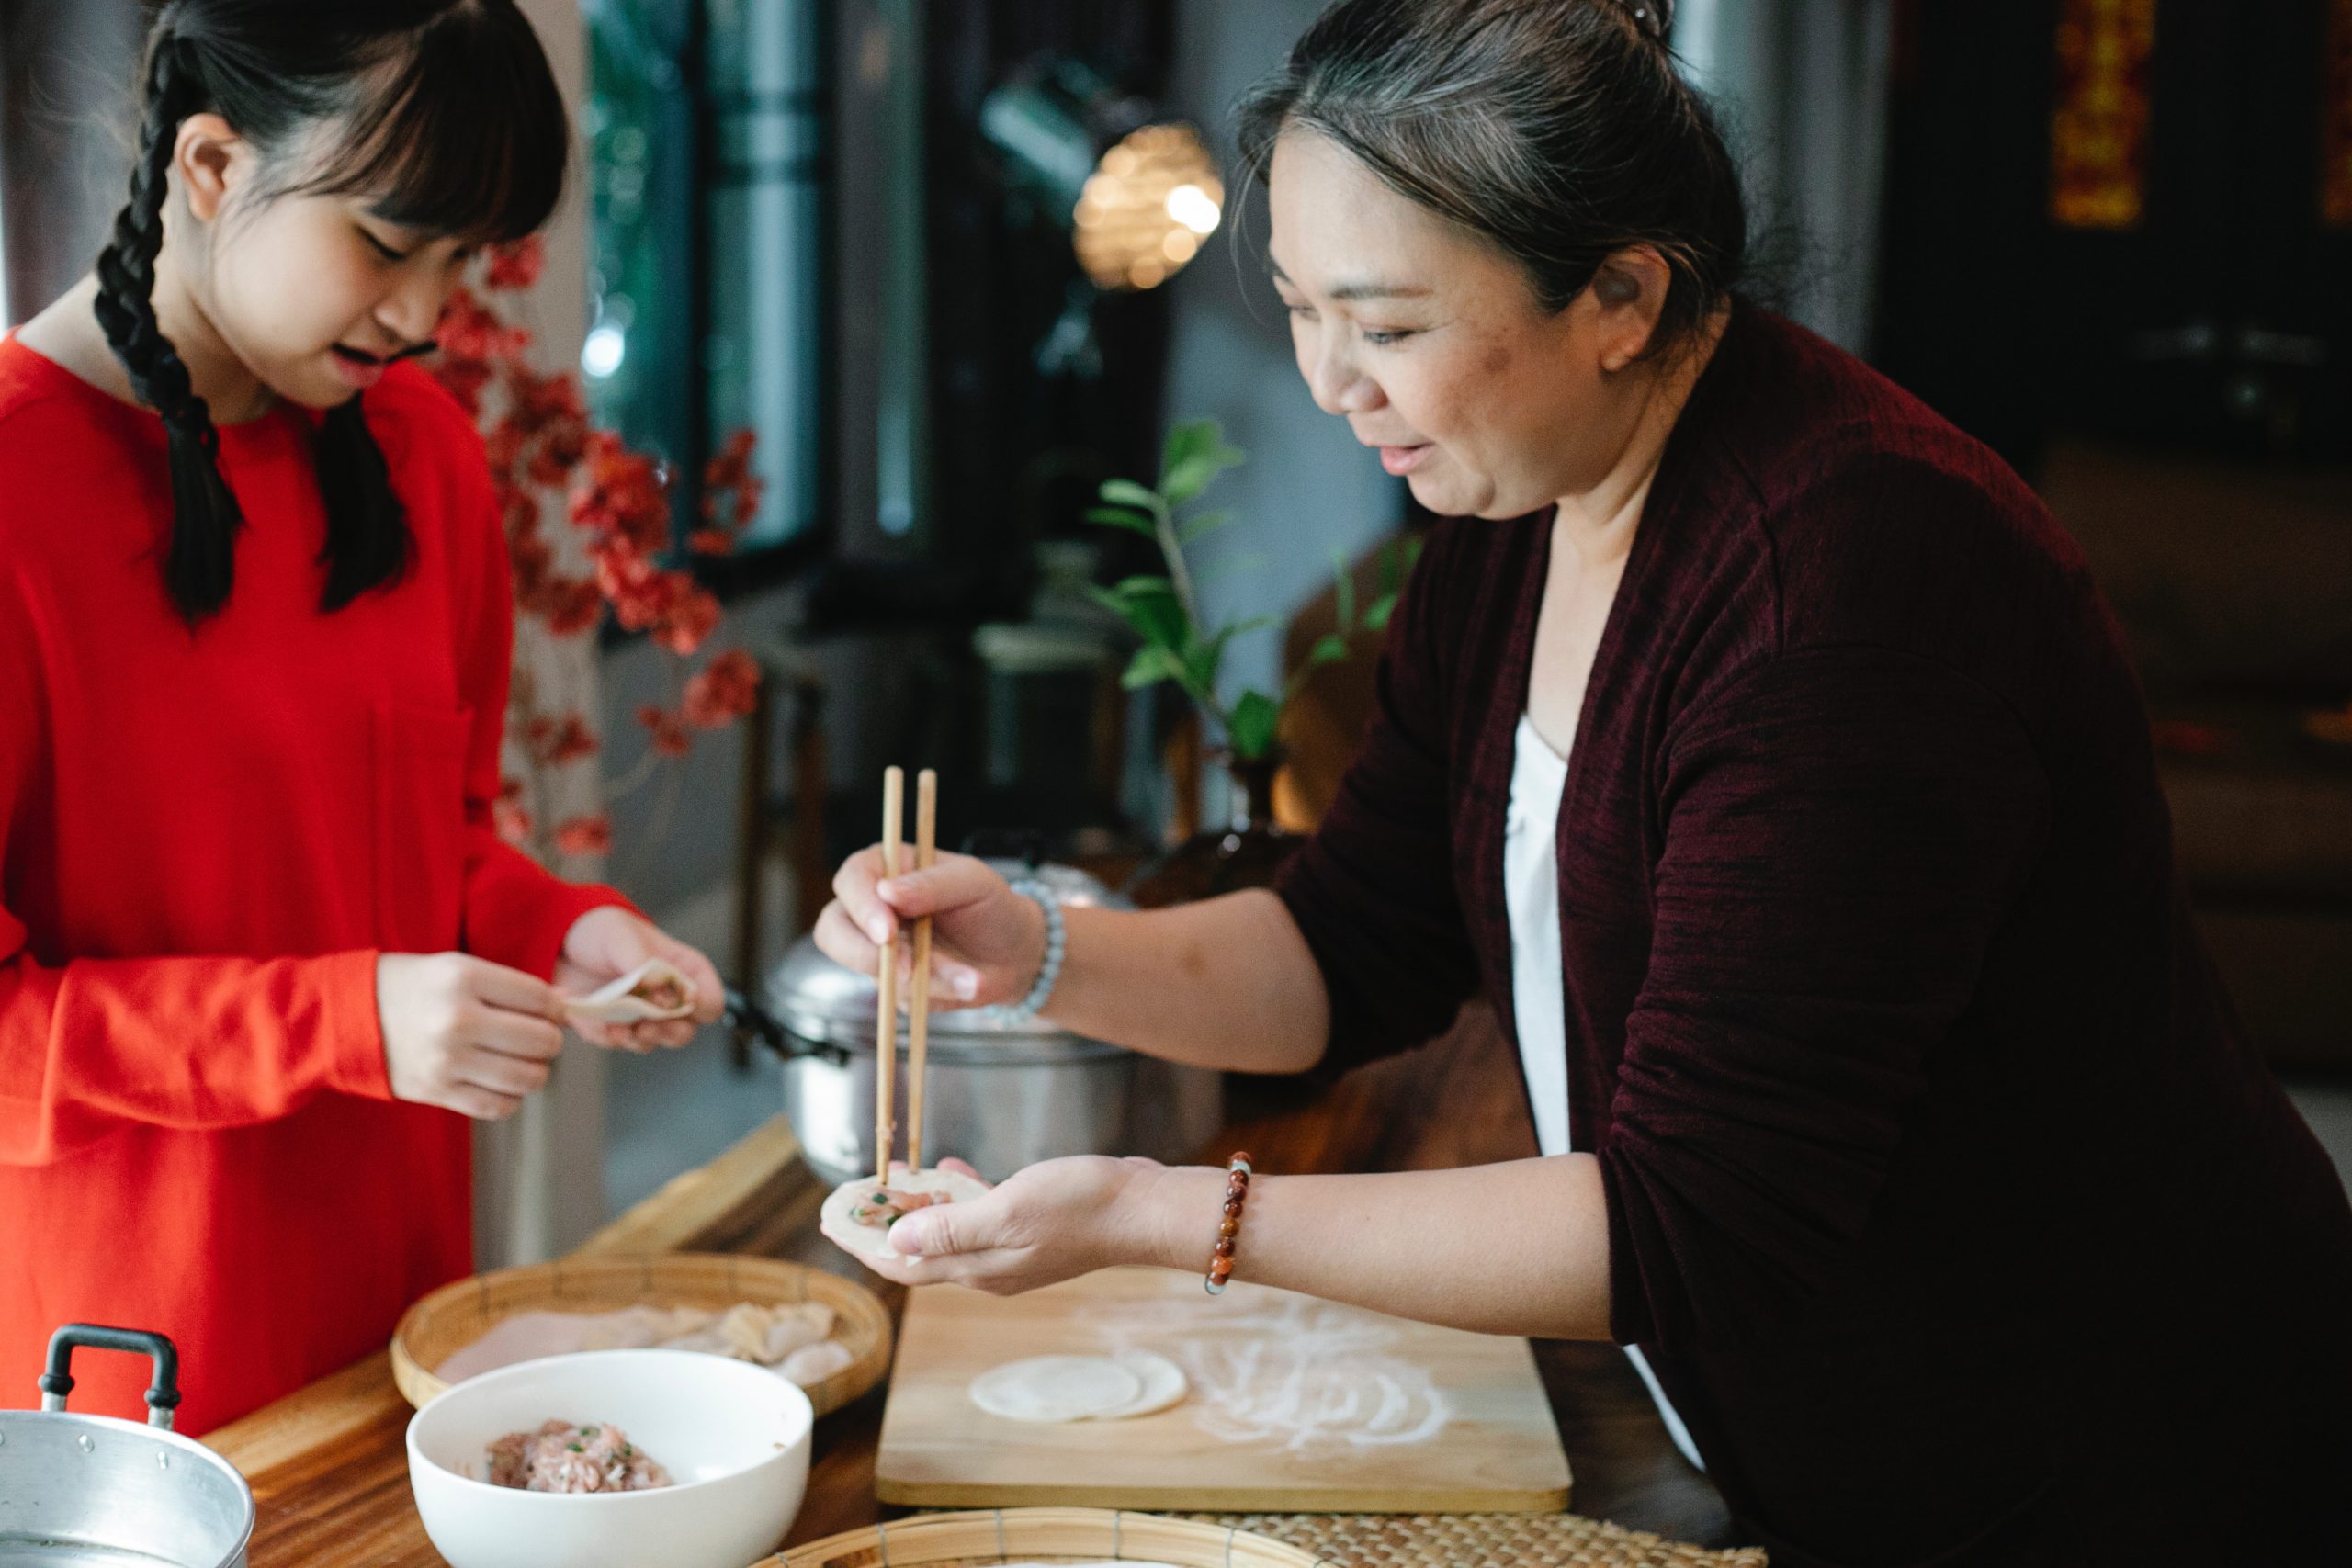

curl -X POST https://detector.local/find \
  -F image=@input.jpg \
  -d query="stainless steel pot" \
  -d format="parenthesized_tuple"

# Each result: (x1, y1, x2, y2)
(732, 863, 1222, 1185)
(0, 1325, 254, 1568)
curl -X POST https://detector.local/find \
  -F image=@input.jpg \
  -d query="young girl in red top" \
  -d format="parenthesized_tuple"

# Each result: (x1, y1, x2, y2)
(0, 0, 723, 1433)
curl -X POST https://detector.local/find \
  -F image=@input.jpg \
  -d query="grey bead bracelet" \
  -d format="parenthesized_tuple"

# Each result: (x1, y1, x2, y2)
(994, 878, 1065, 1024)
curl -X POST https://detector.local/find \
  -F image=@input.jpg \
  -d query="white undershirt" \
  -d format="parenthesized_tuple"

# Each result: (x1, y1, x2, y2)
(1505, 714, 1706, 1472)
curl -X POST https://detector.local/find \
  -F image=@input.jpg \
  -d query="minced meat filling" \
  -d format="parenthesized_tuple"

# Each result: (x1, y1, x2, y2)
(486, 1419, 673, 1493)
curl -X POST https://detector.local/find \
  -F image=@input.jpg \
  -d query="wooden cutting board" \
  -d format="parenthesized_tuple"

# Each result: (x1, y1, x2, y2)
(875, 1268, 1572, 1513)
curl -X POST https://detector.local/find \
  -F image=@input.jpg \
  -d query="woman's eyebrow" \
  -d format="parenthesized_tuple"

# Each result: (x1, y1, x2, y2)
(1266, 257, 1431, 301)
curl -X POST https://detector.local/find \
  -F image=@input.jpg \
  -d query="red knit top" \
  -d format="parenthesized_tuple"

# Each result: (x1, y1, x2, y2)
(0, 339, 624, 1433)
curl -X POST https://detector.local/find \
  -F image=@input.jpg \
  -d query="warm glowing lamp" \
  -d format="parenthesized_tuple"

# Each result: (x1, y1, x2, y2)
(981, 64, 1224, 294)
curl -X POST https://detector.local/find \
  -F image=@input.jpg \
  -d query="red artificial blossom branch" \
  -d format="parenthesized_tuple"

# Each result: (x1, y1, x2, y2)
(433, 234, 766, 859)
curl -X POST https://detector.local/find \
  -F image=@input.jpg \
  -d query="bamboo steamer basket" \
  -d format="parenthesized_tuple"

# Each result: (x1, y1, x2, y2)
(776, 1508, 1329, 1568)
(390, 1251, 890, 1419)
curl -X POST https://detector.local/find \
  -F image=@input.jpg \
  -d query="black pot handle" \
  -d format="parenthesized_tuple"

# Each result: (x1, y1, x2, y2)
(724, 984, 850, 1066)
(40, 1324, 183, 1430)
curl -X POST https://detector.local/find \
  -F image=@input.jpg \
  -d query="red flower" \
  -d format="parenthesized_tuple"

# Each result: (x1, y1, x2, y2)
(453, 250, 759, 871)
(433, 356, 494, 417)
(484, 422, 528, 477)
(553, 813, 614, 857)
(486, 235, 546, 292)
(528, 713, 602, 766)
(655, 584, 721, 657)
(437, 286, 532, 365)
(527, 421, 591, 491)
(684, 649, 763, 728)
(541, 576, 605, 637)
(636, 704, 694, 759)
(701, 428, 764, 531)
(492, 775, 533, 848)
(571, 432, 672, 557)
(514, 365, 587, 425)
(510, 532, 554, 599)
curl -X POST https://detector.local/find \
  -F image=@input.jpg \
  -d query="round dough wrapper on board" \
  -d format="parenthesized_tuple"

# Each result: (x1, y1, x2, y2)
(970, 1357, 1140, 1423)
(968, 1351, 1188, 1424)
(1097, 1350, 1187, 1417)
(819, 1168, 992, 1265)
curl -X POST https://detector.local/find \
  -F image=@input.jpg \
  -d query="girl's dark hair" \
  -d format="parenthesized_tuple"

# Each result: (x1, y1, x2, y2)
(95, 0, 569, 626)
(1236, 0, 1746, 355)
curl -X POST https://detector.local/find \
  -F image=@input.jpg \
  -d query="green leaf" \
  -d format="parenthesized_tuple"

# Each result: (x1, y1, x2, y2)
(1099, 479, 1164, 513)
(1083, 505, 1158, 537)
(1182, 626, 1231, 696)
(1306, 632, 1351, 668)
(1084, 582, 1135, 623)
(1364, 536, 1420, 628)
(1086, 582, 1187, 650)
(1177, 507, 1238, 545)
(1159, 419, 1220, 486)
(1119, 581, 1191, 648)
(1227, 690, 1280, 761)
(1330, 548, 1356, 632)
(1122, 646, 1185, 690)
(1161, 444, 1248, 508)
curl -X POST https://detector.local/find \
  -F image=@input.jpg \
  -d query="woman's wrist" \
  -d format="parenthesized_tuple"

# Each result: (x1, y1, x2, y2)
(995, 882, 1057, 1013)
(1116, 1162, 1227, 1273)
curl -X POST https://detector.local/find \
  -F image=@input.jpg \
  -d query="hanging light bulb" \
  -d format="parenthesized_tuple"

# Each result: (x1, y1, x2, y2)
(1069, 123, 1224, 292)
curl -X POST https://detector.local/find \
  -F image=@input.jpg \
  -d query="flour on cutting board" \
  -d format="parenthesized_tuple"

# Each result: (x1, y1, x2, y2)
(1075, 1283, 1452, 1457)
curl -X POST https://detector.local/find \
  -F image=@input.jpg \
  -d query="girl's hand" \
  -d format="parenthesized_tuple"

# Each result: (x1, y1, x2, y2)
(860, 1155, 1170, 1295)
(376, 953, 566, 1121)
(816, 849, 1046, 1010)
(556, 906, 725, 1052)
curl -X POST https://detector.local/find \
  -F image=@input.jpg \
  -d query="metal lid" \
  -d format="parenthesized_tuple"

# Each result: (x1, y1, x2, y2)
(763, 861, 1126, 1060)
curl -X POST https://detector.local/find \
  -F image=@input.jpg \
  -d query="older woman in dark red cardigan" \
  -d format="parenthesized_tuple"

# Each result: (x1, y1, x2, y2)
(819, 2, 2352, 1561)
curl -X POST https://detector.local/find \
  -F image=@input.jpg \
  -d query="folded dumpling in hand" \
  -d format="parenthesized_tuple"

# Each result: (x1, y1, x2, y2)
(561, 957, 698, 1023)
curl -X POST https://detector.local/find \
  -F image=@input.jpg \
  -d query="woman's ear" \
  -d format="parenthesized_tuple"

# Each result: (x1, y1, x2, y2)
(1592, 245, 1673, 371)
(172, 113, 249, 224)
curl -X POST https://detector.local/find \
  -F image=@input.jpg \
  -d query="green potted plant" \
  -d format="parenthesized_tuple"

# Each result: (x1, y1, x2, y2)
(1086, 418, 1418, 901)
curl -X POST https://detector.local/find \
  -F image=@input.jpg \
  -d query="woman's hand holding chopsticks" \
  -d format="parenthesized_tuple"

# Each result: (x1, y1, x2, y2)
(820, 848, 1049, 1010)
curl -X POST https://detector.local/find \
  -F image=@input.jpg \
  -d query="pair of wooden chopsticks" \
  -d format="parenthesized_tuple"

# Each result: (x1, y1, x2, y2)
(873, 766, 937, 1180)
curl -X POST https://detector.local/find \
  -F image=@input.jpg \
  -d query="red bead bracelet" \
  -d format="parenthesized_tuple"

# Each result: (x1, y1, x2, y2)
(1205, 1153, 1251, 1295)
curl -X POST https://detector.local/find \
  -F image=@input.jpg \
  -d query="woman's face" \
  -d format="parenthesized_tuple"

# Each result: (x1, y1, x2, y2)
(174, 115, 476, 411)
(1266, 128, 1664, 521)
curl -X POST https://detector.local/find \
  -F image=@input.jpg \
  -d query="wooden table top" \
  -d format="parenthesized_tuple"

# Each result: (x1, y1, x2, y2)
(204, 1008, 1744, 1562)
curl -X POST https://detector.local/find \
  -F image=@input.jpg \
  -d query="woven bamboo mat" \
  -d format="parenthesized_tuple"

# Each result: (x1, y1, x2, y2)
(1175, 1512, 1768, 1568)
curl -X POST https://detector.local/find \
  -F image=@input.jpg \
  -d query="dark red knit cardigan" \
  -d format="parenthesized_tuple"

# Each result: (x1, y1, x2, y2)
(1276, 306, 2352, 1566)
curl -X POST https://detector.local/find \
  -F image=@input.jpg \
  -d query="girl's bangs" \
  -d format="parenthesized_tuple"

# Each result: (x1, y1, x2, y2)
(305, 6, 569, 243)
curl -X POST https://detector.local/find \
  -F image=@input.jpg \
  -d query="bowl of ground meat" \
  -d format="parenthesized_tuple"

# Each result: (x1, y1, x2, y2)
(406, 1348, 812, 1568)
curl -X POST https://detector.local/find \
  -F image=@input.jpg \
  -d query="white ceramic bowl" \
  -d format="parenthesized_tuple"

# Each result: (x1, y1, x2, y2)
(405, 1348, 812, 1568)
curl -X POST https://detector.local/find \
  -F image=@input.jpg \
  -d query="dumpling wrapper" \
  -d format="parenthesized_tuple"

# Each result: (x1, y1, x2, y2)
(962, 1352, 1186, 1424)
(819, 1168, 991, 1266)
(1093, 1351, 1188, 1419)
(969, 1355, 1143, 1424)
(561, 957, 698, 1023)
